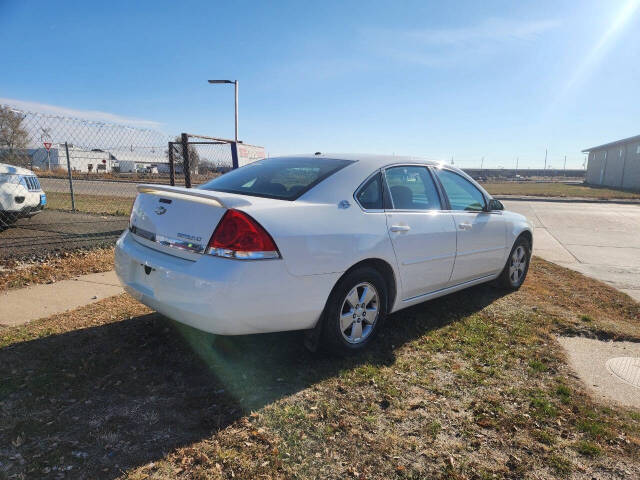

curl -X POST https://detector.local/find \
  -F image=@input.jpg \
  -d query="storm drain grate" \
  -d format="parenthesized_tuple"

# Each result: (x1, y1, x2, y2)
(606, 357, 640, 388)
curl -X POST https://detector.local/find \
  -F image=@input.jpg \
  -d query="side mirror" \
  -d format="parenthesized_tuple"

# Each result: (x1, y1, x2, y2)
(488, 199, 504, 211)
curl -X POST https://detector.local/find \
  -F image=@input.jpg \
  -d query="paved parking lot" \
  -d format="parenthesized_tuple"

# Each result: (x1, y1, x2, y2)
(504, 200, 640, 302)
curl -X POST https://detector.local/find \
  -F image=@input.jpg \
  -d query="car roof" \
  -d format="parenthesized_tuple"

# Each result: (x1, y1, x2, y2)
(0, 163, 35, 176)
(276, 153, 491, 202)
(284, 153, 464, 174)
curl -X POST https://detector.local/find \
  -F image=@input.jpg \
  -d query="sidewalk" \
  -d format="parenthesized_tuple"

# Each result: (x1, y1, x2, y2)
(494, 194, 640, 205)
(0, 271, 123, 326)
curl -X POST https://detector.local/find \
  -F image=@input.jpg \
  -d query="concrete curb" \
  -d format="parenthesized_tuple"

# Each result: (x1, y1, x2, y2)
(495, 195, 640, 205)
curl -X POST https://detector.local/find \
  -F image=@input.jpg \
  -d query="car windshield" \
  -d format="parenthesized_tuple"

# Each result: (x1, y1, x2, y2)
(199, 157, 354, 200)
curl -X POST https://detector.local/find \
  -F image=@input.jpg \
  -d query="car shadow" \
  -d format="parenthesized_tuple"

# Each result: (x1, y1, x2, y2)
(0, 283, 508, 478)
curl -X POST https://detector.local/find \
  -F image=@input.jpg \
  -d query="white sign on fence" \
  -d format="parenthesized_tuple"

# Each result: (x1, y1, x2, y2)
(237, 144, 266, 167)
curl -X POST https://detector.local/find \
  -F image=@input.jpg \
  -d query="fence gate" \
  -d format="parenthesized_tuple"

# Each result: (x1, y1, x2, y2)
(0, 104, 266, 259)
(168, 133, 236, 188)
(168, 133, 267, 188)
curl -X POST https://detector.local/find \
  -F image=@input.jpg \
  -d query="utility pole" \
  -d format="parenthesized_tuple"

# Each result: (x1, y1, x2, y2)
(451, 155, 454, 165)
(563, 155, 567, 174)
(515, 156, 519, 177)
(480, 156, 484, 169)
(544, 148, 548, 170)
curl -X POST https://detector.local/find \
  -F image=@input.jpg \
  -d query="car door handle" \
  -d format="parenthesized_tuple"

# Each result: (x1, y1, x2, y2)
(390, 225, 411, 232)
(459, 222, 472, 230)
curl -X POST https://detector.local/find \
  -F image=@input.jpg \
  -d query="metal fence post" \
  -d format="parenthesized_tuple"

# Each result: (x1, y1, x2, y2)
(64, 142, 76, 211)
(168, 142, 176, 186)
(181, 133, 191, 188)
(230, 141, 239, 169)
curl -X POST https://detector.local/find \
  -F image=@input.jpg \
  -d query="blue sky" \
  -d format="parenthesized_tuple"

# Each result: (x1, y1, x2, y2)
(1, 0, 639, 168)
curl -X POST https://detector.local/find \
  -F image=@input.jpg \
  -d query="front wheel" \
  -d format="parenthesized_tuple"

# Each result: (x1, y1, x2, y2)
(496, 236, 531, 289)
(321, 267, 388, 355)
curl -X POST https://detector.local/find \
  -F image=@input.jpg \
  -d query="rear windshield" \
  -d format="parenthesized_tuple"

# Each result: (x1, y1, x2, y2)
(199, 157, 354, 200)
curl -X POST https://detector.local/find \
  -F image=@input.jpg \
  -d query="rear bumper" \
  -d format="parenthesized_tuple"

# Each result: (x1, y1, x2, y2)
(115, 230, 340, 335)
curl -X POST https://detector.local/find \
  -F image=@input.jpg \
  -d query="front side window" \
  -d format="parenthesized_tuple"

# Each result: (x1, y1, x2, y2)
(200, 157, 354, 200)
(384, 166, 441, 210)
(436, 169, 486, 212)
(355, 172, 383, 209)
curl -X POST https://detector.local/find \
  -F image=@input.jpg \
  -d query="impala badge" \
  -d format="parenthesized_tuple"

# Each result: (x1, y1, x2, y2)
(154, 206, 167, 215)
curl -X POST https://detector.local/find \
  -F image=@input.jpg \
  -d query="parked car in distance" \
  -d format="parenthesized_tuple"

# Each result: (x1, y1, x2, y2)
(0, 163, 46, 226)
(115, 154, 533, 354)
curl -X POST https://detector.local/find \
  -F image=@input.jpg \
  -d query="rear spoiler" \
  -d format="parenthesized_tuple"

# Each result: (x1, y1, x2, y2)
(136, 184, 251, 208)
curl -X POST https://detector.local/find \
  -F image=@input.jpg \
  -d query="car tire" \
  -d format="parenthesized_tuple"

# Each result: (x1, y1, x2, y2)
(496, 236, 531, 290)
(321, 266, 388, 355)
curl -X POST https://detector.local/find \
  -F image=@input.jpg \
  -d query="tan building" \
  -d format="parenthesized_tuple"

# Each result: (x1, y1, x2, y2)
(583, 135, 640, 190)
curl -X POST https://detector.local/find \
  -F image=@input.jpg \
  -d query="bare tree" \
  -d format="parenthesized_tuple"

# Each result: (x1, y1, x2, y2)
(0, 106, 30, 167)
(167, 136, 200, 174)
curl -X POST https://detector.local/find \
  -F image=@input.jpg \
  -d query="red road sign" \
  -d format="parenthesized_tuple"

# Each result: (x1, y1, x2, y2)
(43, 142, 52, 151)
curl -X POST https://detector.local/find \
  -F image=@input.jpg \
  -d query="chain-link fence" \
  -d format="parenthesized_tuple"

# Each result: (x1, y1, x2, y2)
(0, 105, 264, 258)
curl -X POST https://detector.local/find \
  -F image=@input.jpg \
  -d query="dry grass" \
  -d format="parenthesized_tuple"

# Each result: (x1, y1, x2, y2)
(46, 191, 132, 216)
(0, 247, 115, 291)
(481, 182, 640, 200)
(0, 258, 638, 479)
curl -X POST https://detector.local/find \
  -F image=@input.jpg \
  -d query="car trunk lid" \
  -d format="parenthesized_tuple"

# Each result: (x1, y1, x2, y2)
(129, 184, 253, 260)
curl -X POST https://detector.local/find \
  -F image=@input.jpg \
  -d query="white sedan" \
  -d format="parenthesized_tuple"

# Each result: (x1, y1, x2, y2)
(115, 154, 533, 354)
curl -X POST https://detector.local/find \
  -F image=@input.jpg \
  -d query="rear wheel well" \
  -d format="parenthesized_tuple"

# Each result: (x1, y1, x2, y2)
(335, 259, 397, 311)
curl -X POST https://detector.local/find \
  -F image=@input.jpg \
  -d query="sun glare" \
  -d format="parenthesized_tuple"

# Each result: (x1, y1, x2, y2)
(563, 0, 640, 94)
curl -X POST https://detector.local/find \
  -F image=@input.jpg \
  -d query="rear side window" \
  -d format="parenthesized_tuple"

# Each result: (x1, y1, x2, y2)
(384, 166, 441, 210)
(199, 157, 354, 200)
(436, 169, 486, 211)
(355, 173, 383, 209)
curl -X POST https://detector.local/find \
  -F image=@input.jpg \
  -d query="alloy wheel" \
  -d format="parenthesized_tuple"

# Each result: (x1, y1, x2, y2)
(509, 245, 527, 285)
(339, 282, 380, 344)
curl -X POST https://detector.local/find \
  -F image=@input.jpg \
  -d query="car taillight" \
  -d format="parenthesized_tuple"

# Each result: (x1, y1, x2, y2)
(207, 209, 280, 260)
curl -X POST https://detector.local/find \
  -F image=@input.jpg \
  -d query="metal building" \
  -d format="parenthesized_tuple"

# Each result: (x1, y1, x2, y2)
(30, 146, 115, 173)
(583, 135, 640, 190)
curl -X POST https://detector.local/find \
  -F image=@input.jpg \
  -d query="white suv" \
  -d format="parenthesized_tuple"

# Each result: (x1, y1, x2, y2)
(0, 163, 46, 226)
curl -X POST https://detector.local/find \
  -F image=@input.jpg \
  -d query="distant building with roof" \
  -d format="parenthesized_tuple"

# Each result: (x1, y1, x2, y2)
(583, 135, 640, 190)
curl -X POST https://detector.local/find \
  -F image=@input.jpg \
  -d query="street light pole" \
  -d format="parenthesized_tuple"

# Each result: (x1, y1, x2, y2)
(234, 80, 238, 143)
(208, 79, 239, 143)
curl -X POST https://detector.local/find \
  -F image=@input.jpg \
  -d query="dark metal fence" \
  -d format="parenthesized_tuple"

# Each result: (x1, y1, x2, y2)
(168, 133, 236, 188)
(0, 106, 249, 258)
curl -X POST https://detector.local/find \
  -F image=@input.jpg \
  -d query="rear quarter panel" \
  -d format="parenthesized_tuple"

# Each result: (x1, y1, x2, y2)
(243, 201, 396, 277)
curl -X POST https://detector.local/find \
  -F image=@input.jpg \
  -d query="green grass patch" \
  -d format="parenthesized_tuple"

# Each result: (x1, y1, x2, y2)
(528, 359, 548, 373)
(577, 419, 612, 440)
(575, 440, 602, 457)
(529, 391, 558, 420)
(548, 454, 573, 476)
(554, 384, 572, 404)
(532, 429, 556, 446)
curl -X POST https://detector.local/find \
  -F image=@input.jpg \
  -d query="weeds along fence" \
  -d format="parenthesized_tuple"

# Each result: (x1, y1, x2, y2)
(0, 106, 245, 257)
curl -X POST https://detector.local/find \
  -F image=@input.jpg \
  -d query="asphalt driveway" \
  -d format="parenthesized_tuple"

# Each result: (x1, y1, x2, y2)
(503, 200, 640, 302)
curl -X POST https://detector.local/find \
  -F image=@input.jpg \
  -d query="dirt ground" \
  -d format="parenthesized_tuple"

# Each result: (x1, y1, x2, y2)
(0, 210, 126, 260)
(0, 258, 638, 479)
